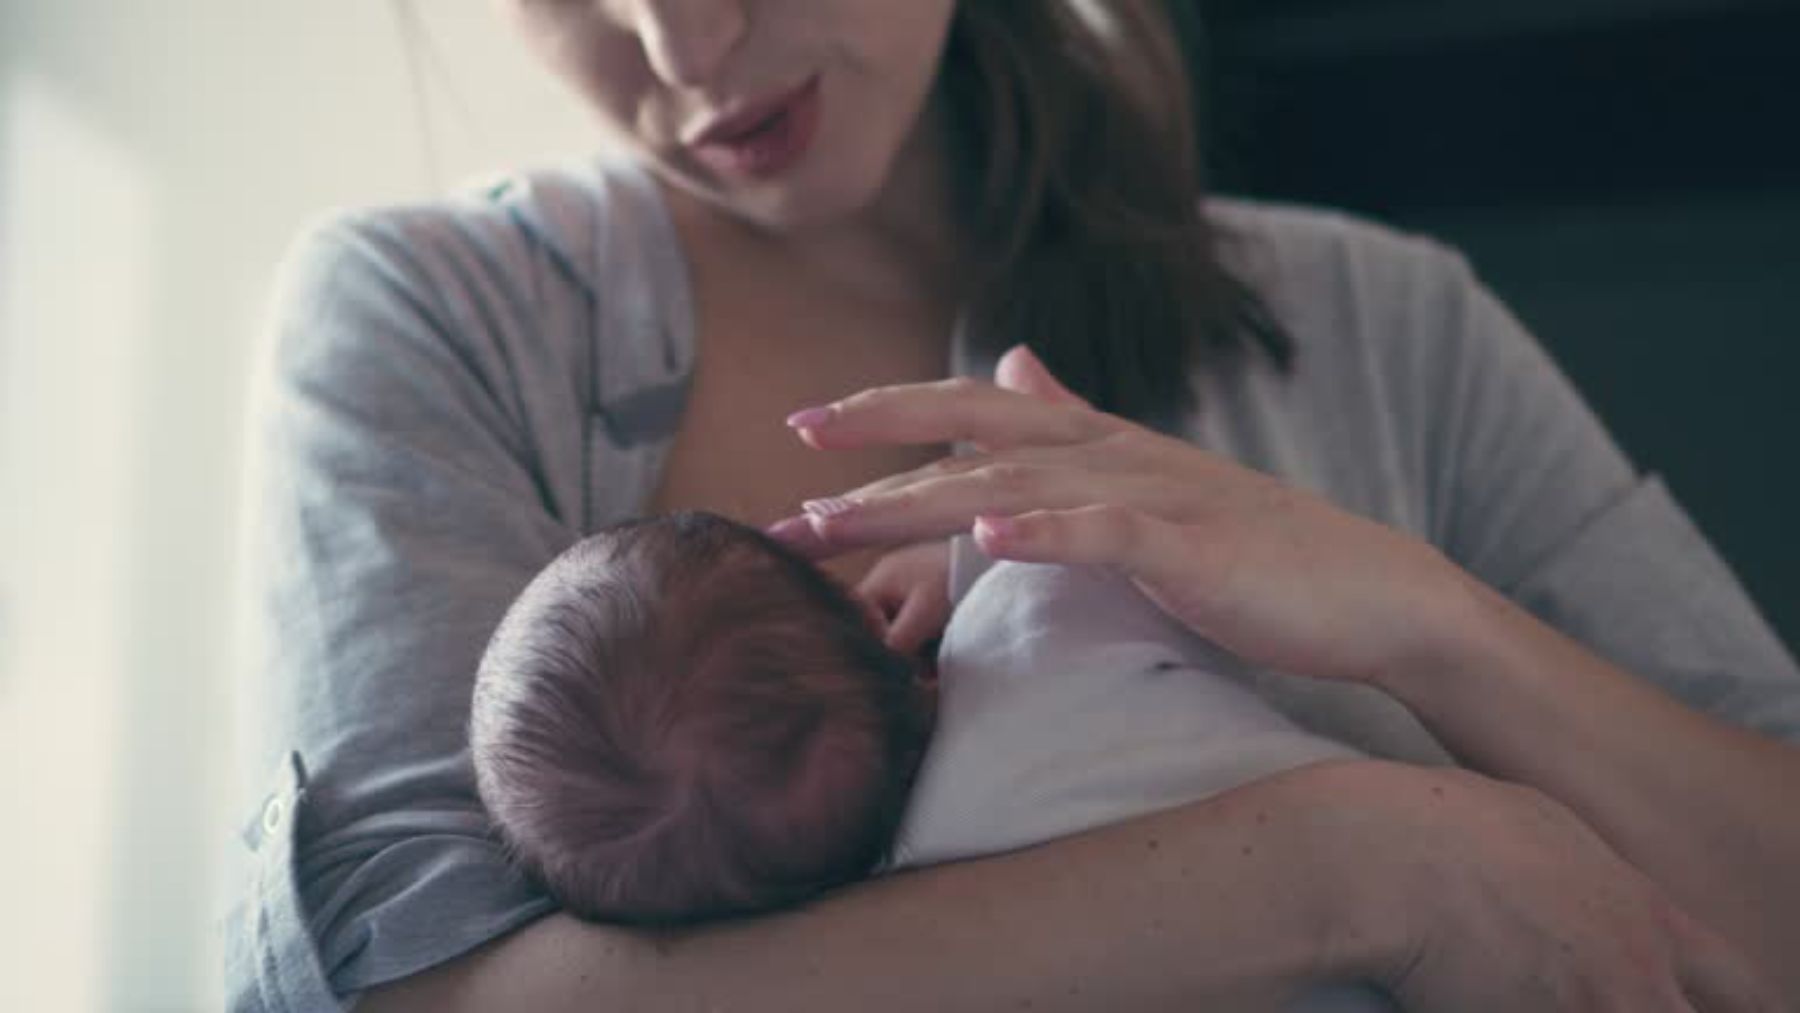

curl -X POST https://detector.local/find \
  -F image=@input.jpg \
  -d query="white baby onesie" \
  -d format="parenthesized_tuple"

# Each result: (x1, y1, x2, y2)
(890, 537, 1394, 1011)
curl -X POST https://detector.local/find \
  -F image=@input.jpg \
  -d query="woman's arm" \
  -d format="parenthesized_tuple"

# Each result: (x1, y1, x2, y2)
(762, 346, 1787, 1008)
(362, 762, 1369, 1013)
(1372, 246, 1800, 993)
(360, 757, 1765, 1013)
(1387, 567, 1800, 996)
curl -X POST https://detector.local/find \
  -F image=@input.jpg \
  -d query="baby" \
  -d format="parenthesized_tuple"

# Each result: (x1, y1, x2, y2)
(470, 510, 934, 925)
(472, 510, 1390, 1009)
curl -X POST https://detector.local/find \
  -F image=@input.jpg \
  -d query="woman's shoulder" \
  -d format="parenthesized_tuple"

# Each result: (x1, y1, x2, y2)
(1204, 195, 1478, 322)
(277, 154, 679, 310)
(1200, 195, 1500, 399)
(262, 155, 693, 427)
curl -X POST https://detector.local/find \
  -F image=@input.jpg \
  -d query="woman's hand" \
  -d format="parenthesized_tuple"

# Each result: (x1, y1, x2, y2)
(1336, 763, 1782, 1012)
(766, 344, 1467, 687)
(766, 347, 1789, 1008)
(360, 758, 1780, 1013)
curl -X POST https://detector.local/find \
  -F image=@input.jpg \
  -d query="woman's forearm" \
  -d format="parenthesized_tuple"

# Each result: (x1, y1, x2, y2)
(1384, 565, 1800, 994)
(360, 760, 1389, 1013)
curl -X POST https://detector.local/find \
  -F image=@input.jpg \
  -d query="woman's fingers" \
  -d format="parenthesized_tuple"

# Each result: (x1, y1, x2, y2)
(796, 464, 1152, 552)
(765, 444, 1182, 561)
(973, 506, 1222, 619)
(763, 515, 834, 556)
(808, 448, 1023, 507)
(1666, 907, 1784, 1013)
(787, 376, 1127, 454)
(1377, 769, 1787, 1013)
(993, 344, 1090, 407)
(973, 505, 1163, 570)
(813, 438, 1148, 510)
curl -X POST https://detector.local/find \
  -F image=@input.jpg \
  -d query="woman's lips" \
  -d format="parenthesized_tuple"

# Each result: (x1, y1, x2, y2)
(688, 76, 822, 181)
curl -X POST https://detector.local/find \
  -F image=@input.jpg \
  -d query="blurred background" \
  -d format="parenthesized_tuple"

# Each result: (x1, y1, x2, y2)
(1, 1, 1794, 1010)
(1197, 0, 1800, 655)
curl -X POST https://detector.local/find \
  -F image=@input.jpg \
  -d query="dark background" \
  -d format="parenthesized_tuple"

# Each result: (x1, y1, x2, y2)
(1184, 0, 1800, 654)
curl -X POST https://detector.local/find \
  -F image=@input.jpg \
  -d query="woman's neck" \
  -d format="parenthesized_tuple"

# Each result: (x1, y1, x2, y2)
(813, 91, 971, 307)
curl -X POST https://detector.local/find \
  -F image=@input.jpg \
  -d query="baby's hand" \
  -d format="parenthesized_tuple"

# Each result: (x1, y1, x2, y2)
(854, 539, 951, 672)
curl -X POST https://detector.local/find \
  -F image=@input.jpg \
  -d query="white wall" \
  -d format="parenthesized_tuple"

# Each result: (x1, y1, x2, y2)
(0, 3, 603, 1009)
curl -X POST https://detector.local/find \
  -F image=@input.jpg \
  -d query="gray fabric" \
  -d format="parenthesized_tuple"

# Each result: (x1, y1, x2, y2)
(223, 155, 1800, 1011)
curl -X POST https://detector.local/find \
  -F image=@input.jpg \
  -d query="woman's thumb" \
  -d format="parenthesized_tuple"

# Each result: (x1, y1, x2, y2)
(995, 344, 1088, 407)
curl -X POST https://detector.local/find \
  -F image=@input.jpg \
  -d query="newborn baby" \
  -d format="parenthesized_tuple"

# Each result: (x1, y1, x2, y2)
(472, 510, 1391, 1009)
(471, 510, 934, 925)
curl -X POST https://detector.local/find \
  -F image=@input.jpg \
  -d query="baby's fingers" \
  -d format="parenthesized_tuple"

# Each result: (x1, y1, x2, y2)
(1667, 907, 1784, 1013)
(884, 589, 949, 657)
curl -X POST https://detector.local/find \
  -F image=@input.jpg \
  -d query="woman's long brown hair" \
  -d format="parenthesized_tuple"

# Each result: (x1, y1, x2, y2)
(942, 0, 1292, 431)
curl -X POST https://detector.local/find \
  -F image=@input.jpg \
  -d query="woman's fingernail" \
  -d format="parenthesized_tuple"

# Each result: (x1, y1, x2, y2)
(802, 496, 860, 518)
(975, 514, 1017, 539)
(764, 516, 812, 539)
(786, 405, 835, 429)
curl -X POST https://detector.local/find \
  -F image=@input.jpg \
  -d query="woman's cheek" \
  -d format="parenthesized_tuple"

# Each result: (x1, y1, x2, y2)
(564, 34, 663, 136)
(512, 7, 662, 144)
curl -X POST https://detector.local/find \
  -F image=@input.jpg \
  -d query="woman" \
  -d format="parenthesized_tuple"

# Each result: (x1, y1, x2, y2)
(225, 0, 1800, 1009)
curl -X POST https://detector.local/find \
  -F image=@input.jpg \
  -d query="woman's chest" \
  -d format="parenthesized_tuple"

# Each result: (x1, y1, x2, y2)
(644, 285, 952, 583)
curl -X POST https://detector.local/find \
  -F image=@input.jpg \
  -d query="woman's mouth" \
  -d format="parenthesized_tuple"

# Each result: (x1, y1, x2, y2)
(687, 75, 823, 181)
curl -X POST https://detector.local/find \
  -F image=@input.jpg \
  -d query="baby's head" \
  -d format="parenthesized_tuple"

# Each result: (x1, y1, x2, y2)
(471, 510, 933, 926)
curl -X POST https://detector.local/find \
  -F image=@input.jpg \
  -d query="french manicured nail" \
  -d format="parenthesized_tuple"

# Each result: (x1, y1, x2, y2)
(786, 405, 835, 429)
(975, 514, 1018, 539)
(802, 496, 860, 518)
(764, 516, 812, 539)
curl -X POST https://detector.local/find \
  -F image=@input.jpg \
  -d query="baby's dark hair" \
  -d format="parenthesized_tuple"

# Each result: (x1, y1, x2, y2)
(470, 510, 932, 925)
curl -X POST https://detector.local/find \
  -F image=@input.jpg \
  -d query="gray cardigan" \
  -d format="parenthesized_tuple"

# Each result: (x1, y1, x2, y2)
(223, 156, 1800, 1011)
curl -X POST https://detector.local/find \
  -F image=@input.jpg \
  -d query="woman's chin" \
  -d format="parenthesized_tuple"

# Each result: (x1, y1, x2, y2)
(732, 187, 876, 237)
(669, 159, 881, 236)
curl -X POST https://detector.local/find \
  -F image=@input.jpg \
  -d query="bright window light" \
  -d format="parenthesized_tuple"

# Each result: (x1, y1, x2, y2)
(0, 71, 152, 1013)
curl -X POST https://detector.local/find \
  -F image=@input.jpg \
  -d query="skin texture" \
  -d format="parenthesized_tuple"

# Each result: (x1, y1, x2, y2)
(352, 2, 1797, 1009)
(365, 755, 1780, 1013)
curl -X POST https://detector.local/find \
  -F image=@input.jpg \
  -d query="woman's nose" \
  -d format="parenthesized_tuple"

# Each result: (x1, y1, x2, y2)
(633, 0, 747, 87)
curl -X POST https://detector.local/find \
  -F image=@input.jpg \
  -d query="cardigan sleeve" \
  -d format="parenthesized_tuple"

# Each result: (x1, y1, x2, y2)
(223, 207, 590, 1010)
(1420, 249, 1800, 743)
